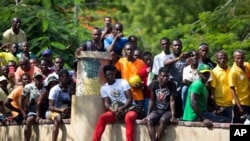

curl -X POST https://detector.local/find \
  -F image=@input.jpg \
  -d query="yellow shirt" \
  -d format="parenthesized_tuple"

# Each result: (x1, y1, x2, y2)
(2, 28, 27, 44)
(228, 62, 250, 106)
(0, 52, 18, 66)
(211, 65, 233, 107)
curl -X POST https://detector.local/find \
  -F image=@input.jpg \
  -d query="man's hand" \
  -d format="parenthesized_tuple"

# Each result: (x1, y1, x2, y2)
(115, 33, 123, 39)
(170, 117, 178, 124)
(203, 119, 213, 129)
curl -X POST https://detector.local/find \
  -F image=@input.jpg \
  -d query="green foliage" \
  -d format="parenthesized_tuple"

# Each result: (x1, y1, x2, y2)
(158, 0, 250, 65)
(0, 0, 88, 69)
(82, 0, 228, 56)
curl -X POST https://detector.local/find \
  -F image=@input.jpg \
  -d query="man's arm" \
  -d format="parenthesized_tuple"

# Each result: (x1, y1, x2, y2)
(147, 89, 156, 115)
(164, 52, 187, 66)
(106, 33, 123, 53)
(190, 93, 213, 128)
(230, 86, 244, 114)
(170, 92, 176, 119)
(19, 95, 27, 119)
(4, 98, 20, 113)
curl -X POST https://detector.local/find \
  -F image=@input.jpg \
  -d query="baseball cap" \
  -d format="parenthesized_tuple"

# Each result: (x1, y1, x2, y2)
(42, 49, 52, 56)
(33, 72, 43, 78)
(198, 64, 211, 73)
(0, 76, 7, 81)
(44, 76, 58, 87)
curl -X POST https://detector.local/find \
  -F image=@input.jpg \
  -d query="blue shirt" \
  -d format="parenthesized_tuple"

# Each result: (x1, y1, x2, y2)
(104, 35, 128, 56)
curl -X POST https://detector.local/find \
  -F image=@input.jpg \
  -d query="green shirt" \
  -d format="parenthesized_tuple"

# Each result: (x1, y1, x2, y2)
(183, 79, 208, 121)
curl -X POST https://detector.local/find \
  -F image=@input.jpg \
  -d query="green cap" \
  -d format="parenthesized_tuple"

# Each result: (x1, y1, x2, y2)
(198, 64, 211, 73)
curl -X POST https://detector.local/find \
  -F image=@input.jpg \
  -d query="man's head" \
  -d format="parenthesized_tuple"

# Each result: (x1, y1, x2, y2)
(142, 51, 153, 67)
(44, 76, 58, 88)
(21, 42, 30, 53)
(42, 49, 53, 64)
(233, 49, 245, 68)
(1, 65, 8, 77)
(112, 22, 123, 36)
(104, 16, 112, 24)
(54, 57, 64, 72)
(158, 67, 170, 85)
(160, 37, 171, 54)
(10, 43, 18, 55)
(33, 72, 43, 85)
(40, 58, 49, 72)
(59, 69, 70, 85)
(171, 39, 182, 56)
(124, 42, 136, 58)
(12, 17, 21, 30)
(198, 64, 211, 83)
(103, 65, 116, 84)
(133, 48, 142, 59)
(92, 27, 101, 42)
(188, 51, 199, 66)
(21, 73, 31, 86)
(128, 35, 138, 47)
(216, 51, 228, 69)
(198, 43, 209, 59)
(0, 76, 8, 88)
(19, 57, 31, 72)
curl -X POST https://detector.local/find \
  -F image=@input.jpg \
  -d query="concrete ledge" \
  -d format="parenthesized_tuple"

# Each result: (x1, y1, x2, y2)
(0, 118, 71, 126)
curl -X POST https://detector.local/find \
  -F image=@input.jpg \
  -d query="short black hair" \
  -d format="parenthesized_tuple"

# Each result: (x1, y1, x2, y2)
(158, 67, 170, 74)
(142, 51, 152, 57)
(59, 69, 69, 77)
(103, 65, 116, 73)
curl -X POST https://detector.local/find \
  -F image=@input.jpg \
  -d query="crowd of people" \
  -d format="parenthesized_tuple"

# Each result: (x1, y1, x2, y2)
(85, 16, 250, 141)
(0, 17, 76, 141)
(0, 16, 250, 141)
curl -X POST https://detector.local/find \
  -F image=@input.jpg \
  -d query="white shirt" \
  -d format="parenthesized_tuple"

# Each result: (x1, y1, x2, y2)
(152, 51, 169, 75)
(101, 79, 134, 104)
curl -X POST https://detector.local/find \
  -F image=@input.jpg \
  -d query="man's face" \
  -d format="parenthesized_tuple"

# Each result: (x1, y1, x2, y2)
(124, 45, 134, 58)
(104, 17, 111, 24)
(158, 71, 170, 84)
(199, 46, 209, 59)
(54, 58, 64, 71)
(21, 42, 29, 52)
(160, 39, 170, 52)
(234, 52, 244, 68)
(171, 40, 182, 55)
(216, 53, 228, 69)
(113, 24, 123, 36)
(59, 74, 70, 85)
(12, 18, 21, 29)
(34, 75, 43, 85)
(104, 70, 116, 83)
(19, 59, 30, 72)
(199, 72, 210, 82)
(40, 60, 48, 71)
(142, 55, 153, 67)
(21, 75, 31, 86)
(92, 29, 101, 42)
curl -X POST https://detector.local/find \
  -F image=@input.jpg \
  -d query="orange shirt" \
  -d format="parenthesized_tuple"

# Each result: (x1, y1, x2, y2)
(115, 58, 145, 100)
(7, 86, 24, 117)
(15, 66, 41, 81)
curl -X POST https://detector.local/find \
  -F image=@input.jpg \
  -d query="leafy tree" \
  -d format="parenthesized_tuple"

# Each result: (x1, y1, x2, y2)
(159, 0, 250, 65)
(0, 0, 88, 69)
(83, 0, 228, 54)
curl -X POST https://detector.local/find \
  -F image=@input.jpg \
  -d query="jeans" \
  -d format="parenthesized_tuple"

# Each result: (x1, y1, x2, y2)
(144, 98, 150, 117)
(181, 85, 189, 111)
(202, 111, 229, 122)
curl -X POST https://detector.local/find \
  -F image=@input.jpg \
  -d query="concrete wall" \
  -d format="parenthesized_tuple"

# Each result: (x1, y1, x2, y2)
(0, 95, 230, 141)
(0, 52, 230, 141)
